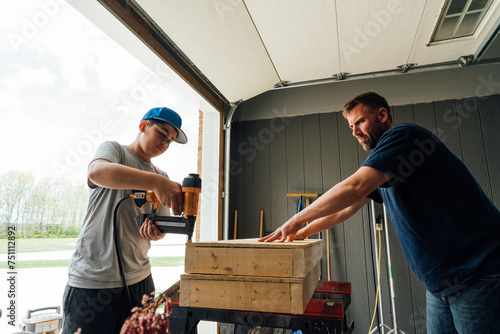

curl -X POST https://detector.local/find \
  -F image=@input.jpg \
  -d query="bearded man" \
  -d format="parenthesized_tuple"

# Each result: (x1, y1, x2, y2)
(260, 92, 500, 333)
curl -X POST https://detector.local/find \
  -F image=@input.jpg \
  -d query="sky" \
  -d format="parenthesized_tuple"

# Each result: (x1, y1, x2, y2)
(0, 2, 203, 331)
(0, 0, 199, 185)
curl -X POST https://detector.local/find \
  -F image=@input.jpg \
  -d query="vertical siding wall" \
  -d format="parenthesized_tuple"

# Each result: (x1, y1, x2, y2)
(228, 94, 500, 334)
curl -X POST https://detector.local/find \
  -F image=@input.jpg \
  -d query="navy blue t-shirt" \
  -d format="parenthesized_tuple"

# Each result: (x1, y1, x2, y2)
(362, 123, 500, 297)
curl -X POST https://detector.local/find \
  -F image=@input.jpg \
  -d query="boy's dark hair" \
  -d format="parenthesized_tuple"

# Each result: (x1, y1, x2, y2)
(146, 119, 167, 127)
(342, 92, 392, 123)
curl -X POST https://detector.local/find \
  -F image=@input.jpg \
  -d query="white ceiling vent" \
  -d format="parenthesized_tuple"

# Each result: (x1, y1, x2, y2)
(431, 0, 494, 42)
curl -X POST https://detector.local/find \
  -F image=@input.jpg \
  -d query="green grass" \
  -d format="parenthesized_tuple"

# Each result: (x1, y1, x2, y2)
(149, 256, 184, 267)
(0, 256, 184, 269)
(0, 238, 184, 268)
(1, 259, 71, 269)
(1, 237, 78, 253)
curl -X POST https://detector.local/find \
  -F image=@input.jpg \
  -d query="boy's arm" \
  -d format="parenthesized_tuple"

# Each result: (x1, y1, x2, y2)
(88, 159, 183, 215)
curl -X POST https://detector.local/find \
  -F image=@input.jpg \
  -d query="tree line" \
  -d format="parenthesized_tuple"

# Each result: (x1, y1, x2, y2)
(0, 171, 89, 238)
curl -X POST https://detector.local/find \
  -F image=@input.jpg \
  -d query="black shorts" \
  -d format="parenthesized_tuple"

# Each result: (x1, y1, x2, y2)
(62, 275, 155, 334)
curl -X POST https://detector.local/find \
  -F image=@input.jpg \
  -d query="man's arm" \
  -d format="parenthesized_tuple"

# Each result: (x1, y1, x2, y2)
(88, 159, 183, 215)
(259, 166, 390, 242)
(294, 197, 371, 240)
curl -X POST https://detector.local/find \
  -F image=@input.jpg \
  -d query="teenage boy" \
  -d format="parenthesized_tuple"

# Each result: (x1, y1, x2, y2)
(62, 107, 188, 334)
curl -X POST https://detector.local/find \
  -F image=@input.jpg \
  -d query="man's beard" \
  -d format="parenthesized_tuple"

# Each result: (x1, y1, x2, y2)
(358, 120, 386, 151)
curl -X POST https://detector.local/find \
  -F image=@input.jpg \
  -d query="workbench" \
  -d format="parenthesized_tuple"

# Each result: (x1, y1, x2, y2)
(169, 281, 354, 334)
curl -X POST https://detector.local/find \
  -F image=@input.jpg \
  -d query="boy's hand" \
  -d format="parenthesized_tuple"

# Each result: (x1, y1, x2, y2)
(140, 218, 167, 241)
(154, 179, 183, 215)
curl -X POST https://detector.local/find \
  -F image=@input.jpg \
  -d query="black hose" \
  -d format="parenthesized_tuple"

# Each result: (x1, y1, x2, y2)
(113, 195, 133, 312)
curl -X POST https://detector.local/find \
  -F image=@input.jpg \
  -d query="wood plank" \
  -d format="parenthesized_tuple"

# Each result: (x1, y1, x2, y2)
(181, 277, 290, 312)
(302, 114, 323, 265)
(434, 99, 464, 160)
(185, 238, 320, 248)
(253, 119, 272, 238)
(319, 113, 342, 188)
(303, 114, 323, 199)
(407, 272, 427, 334)
(229, 121, 242, 239)
(413, 102, 437, 133)
(185, 238, 323, 278)
(291, 264, 322, 314)
(185, 247, 292, 276)
(180, 262, 321, 314)
(291, 244, 323, 277)
(391, 103, 399, 124)
(456, 97, 492, 198)
(478, 95, 500, 205)
(269, 117, 289, 233)
(179, 278, 191, 307)
(393, 104, 415, 124)
(286, 117, 305, 219)
(237, 121, 256, 238)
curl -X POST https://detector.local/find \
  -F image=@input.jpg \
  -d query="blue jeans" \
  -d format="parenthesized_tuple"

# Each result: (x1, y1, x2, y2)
(426, 272, 500, 333)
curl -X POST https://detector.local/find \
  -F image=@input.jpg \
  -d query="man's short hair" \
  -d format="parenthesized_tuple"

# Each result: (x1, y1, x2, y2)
(342, 92, 393, 123)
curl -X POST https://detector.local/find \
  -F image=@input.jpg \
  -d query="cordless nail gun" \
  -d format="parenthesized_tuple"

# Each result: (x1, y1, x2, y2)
(132, 173, 202, 242)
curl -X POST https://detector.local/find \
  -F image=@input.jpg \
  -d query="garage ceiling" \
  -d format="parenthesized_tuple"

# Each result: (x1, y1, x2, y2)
(101, 0, 500, 106)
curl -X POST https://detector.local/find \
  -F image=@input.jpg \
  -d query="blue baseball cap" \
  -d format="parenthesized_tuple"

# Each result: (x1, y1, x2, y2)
(141, 107, 188, 144)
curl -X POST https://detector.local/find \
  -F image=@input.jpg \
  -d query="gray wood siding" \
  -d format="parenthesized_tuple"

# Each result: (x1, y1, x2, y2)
(229, 94, 500, 334)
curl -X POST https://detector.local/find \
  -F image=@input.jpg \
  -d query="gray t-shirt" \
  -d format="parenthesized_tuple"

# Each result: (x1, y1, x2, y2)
(68, 141, 170, 289)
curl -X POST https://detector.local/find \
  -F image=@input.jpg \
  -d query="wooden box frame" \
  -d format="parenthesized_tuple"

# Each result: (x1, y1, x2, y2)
(180, 262, 321, 314)
(184, 238, 323, 278)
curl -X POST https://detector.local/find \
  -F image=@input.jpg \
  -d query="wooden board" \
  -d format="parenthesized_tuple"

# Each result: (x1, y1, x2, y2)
(185, 238, 323, 278)
(180, 262, 321, 314)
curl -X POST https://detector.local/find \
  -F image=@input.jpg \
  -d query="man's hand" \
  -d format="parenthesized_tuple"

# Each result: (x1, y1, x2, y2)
(153, 180, 183, 215)
(259, 167, 389, 243)
(140, 218, 167, 241)
(294, 228, 306, 240)
(258, 217, 302, 243)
